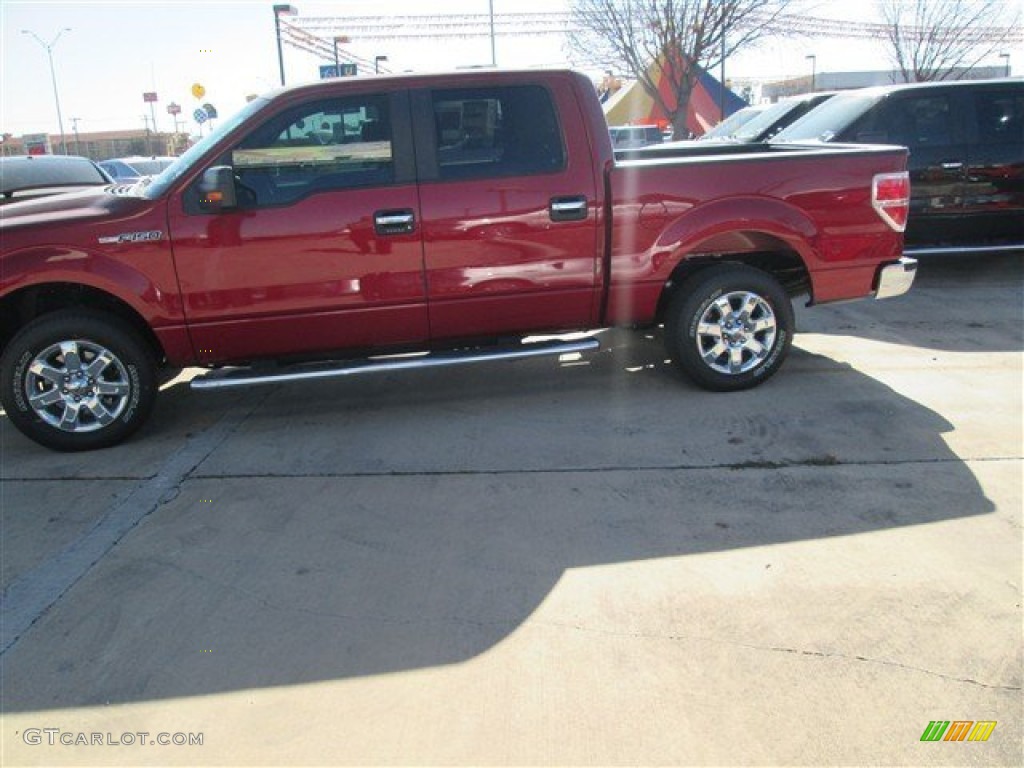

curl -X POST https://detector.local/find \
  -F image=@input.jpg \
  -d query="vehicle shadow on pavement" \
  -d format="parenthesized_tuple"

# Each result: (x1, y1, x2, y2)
(0, 330, 997, 712)
(797, 252, 1023, 353)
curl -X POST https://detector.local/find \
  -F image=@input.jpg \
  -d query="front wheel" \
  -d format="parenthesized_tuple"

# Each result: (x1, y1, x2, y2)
(664, 265, 794, 392)
(1, 311, 157, 451)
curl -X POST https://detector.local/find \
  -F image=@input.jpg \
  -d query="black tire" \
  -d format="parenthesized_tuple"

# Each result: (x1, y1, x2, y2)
(1, 311, 157, 451)
(664, 264, 794, 392)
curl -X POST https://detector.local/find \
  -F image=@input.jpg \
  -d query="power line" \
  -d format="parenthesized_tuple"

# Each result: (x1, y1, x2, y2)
(290, 10, 1021, 44)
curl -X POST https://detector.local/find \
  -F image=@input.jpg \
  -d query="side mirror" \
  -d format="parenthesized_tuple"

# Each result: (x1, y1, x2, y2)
(197, 165, 237, 211)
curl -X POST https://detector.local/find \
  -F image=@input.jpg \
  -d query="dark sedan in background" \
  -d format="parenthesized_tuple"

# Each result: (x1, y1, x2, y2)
(0, 155, 112, 205)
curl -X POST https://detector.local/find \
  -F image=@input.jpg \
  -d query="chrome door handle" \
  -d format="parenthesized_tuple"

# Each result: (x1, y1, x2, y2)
(374, 209, 416, 235)
(550, 196, 588, 222)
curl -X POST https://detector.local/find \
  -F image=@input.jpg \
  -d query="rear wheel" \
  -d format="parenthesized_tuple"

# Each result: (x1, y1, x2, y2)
(664, 265, 794, 391)
(1, 311, 157, 451)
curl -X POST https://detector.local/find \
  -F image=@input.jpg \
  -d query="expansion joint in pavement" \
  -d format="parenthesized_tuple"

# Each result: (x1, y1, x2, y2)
(0, 389, 272, 655)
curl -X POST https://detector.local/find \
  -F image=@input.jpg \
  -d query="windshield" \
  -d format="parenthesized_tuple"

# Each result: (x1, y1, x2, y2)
(700, 105, 765, 140)
(772, 90, 885, 143)
(142, 96, 272, 199)
(731, 100, 802, 142)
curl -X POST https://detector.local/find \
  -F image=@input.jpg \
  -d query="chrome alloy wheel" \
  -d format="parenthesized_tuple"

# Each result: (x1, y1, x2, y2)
(24, 340, 132, 432)
(695, 291, 778, 375)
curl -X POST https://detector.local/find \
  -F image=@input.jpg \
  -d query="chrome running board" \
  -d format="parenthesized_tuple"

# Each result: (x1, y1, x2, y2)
(190, 338, 600, 391)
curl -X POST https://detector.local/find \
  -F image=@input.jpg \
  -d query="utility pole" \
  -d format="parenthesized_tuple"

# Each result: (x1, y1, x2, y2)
(71, 117, 81, 156)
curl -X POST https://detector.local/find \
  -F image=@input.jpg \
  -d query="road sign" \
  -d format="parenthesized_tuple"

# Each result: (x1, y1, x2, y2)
(193, 108, 208, 124)
(143, 92, 158, 103)
(191, 83, 206, 100)
(319, 63, 357, 79)
(167, 102, 181, 116)
(202, 103, 218, 119)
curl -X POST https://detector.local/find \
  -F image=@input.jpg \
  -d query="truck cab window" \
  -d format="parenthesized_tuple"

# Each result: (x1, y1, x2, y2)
(229, 95, 394, 207)
(851, 95, 954, 148)
(973, 90, 1024, 145)
(430, 85, 565, 180)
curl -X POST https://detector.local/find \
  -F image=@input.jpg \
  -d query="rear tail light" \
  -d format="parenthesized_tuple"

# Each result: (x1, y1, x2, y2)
(872, 172, 910, 232)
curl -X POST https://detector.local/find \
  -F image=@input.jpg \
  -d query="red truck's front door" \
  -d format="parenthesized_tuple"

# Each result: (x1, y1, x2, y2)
(167, 90, 427, 364)
(412, 78, 601, 340)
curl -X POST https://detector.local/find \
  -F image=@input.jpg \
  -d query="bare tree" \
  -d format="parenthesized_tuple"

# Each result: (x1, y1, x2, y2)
(878, 0, 1021, 82)
(568, 0, 797, 137)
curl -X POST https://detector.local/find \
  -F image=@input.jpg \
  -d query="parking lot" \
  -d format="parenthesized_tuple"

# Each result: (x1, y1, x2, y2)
(1, 253, 1021, 765)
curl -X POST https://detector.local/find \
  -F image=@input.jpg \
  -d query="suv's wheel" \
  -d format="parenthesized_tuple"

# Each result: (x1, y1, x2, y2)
(665, 264, 794, 391)
(1, 311, 157, 451)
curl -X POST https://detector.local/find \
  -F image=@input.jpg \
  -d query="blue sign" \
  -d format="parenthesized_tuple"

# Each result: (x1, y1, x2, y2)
(319, 63, 357, 79)
(193, 108, 208, 124)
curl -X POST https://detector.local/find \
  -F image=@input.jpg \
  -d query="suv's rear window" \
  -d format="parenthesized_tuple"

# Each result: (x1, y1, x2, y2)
(0, 157, 107, 194)
(773, 91, 883, 143)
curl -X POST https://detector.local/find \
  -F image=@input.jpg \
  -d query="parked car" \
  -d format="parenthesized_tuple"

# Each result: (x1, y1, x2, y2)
(609, 124, 664, 149)
(0, 155, 112, 205)
(698, 104, 770, 140)
(0, 68, 913, 451)
(773, 79, 1023, 255)
(726, 91, 837, 143)
(98, 156, 177, 184)
(639, 93, 834, 153)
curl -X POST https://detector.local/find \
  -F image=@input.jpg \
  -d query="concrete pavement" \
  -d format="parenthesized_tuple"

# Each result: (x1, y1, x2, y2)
(1, 254, 1020, 765)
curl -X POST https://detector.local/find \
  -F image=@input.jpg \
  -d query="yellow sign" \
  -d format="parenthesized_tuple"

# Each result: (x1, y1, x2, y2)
(191, 83, 206, 100)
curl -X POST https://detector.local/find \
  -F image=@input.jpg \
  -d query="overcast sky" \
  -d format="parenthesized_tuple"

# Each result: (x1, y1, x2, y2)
(1, 0, 1015, 138)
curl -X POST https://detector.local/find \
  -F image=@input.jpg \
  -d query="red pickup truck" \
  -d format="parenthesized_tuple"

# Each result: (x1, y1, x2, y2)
(0, 69, 915, 451)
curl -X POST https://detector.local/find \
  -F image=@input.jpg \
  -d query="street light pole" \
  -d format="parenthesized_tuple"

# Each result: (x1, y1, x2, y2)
(806, 54, 817, 92)
(273, 5, 298, 86)
(22, 28, 71, 154)
(488, 0, 496, 66)
(333, 36, 350, 76)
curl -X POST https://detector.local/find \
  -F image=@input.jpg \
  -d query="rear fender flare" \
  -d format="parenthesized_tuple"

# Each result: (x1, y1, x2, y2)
(650, 196, 821, 280)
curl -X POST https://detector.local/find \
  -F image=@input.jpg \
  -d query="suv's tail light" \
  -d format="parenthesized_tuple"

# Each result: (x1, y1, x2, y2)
(872, 172, 910, 232)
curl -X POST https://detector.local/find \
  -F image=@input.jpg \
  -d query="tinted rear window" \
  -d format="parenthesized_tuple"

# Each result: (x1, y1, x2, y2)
(773, 91, 884, 143)
(973, 89, 1024, 145)
(733, 100, 801, 142)
(1, 157, 107, 193)
(432, 85, 565, 180)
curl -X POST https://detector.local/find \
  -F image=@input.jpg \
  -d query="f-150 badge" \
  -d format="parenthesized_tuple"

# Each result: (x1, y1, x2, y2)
(97, 230, 164, 244)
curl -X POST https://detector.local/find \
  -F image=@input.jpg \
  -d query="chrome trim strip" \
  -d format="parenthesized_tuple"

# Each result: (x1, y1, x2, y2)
(191, 338, 600, 391)
(904, 244, 1024, 256)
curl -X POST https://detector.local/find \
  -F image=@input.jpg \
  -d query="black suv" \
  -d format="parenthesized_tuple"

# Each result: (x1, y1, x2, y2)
(773, 79, 1023, 255)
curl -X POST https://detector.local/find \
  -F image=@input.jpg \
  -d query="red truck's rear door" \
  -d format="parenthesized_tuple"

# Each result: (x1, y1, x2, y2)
(167, 89, 428, 364)
(411, 77, 601, 340)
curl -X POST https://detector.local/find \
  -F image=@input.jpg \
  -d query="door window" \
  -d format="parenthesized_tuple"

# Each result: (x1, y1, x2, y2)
(972, 90, 1024, 145)
(229, 95, 394, 207)
(430, 85, 565, 180)
(850, 94, 956, 148)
